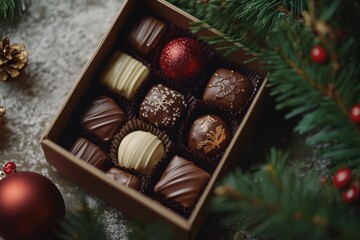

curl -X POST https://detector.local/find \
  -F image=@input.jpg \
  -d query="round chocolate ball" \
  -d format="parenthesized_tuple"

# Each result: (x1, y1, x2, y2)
(159, 37, 205, 83)
(187, 114, 231, 158)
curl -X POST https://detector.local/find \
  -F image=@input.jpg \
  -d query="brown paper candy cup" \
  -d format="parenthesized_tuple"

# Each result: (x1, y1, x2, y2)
(179, 101, 239, 163)
(197, 60, 262, 117)
(110, 119, 171, 175)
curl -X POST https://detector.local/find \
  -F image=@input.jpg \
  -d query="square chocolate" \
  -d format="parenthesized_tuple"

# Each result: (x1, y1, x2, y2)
(81, 95, 125, 143)
(154, 155, 210, 209)
(203, 68, 253, 112)
(139, 84, 186, 131)
(128, 16, 166, 55)
(69, 137, 107, 170)
(106, 167, 140, 190)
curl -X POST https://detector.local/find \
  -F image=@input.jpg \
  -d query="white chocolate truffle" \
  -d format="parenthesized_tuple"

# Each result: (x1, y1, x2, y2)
(118, 130, 164, 174)
(101, 52, 149, 99)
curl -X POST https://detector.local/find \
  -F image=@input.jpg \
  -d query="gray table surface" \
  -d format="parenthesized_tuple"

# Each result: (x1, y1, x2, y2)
(1, 1, 130, 239)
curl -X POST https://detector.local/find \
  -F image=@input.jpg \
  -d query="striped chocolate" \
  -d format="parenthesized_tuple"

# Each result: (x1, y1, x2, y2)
(128, 16, 166, 55)
(154, 155, 210, 209)
(70, 137, 107, 170)
(81, 95, 125, 142)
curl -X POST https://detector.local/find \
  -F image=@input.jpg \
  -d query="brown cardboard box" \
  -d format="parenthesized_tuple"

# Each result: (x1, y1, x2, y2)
(41, 0, 268, 239)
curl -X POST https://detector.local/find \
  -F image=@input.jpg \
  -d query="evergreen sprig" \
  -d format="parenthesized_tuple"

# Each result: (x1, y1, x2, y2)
(170, 0, 306, 56)
(265, 0, 360, 170)
(57, 198, 107, 240)
(128, 221, 176, 240)
(0, 0, 28, 20)
(211, 148, 360, 240)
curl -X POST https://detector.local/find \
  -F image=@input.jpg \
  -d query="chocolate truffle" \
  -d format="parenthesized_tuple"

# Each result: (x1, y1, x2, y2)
(203, 68, 253, 112)
(118, 130, 164, 174)
(187, 114, 231, 158)
(101, 51, 149, 100)
(154, 155, 210, 209)
(81, 95, 125, 142)
(70, 137, 107, 170)
(106, 167, 140, 190)
(128, 16, 166, 55)
(139, 84, 186, 131)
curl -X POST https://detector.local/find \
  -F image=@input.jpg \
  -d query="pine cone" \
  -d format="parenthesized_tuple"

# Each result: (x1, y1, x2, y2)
(0, 106, 5, 125)
(0, 36, 29, 81)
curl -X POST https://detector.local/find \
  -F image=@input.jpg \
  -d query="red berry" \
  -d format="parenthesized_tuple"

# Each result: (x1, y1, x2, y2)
(333, 167, 352, 189)
(342, 183, 360, 203)
(3, 162, 16, 175)
(350, 104, 360, 125)
(310, 45, 328, 64)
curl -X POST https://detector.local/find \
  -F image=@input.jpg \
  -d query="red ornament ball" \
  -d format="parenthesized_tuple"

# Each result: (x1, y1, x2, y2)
(159, 37, 205, 83)
(3, 162, 16, 175)
(350, 104, 360, 125)
(333, 167, 352, 189)
(342, 183, 360, 203)
(310, 45, 328, 64)
(0, 172, 65, 240)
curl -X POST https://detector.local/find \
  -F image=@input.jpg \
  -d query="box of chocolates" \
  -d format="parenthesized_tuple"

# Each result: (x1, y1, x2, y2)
(41, 0, 268, 239)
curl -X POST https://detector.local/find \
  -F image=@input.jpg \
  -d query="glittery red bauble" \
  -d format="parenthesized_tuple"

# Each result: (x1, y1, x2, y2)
(333, 167, 352, 189)
(350, 104, 360, 125)
(310, 45, 328, 64)
(159, 37, 205, 83)
(0, 172, 65, 240)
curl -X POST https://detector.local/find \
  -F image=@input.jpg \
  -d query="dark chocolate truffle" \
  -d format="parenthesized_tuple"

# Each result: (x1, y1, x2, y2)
(128, 16, 166, 55)
(70, 137, 107, 170)
(154, 155, 210, 209)
(139, 84, 186, 131)
(203, 68, 253, 112)
(81, 95, 125, 142)
(187, 114, 231, 158)
(106, 167, 140, 190)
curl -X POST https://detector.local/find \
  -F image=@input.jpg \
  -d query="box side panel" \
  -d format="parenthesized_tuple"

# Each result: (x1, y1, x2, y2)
(217, 78, 269, 177)
(41, 139, 191, 238)
(188, 78, 268, 237)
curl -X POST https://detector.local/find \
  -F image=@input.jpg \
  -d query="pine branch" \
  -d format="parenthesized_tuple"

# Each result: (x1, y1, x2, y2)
(211, 148, 360, 240)
(128, 221, 176, 240)
(169, 0, 306, 57)
(0, 0, 29, 20)
(57, 198, 107, 240)
(265, 0, 360, 170)
(341, 0, 360, 50)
